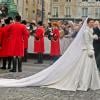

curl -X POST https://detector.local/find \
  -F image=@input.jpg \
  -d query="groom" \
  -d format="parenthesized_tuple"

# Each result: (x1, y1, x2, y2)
(93, 21, 100, 71)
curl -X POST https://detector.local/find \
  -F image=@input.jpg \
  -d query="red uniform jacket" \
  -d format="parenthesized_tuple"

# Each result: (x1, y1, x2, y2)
(34, 26, 45, 53)
(50, 28, 60, 56)
(5, 22, 29, 57)
(0, 27, 3, 47)
(0, 27, 3, 57)
(23, 25, 30, 49)
(0, 25, 11, 57)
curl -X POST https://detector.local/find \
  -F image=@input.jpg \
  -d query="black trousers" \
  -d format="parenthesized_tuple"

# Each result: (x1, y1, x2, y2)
(53, 56, 60, 62)
(96, 54, 100, 71)
(23, 48, 28, 62)
(37, 53, 43, 63)
(94, 44, 100, 71)
(2, 57, 12, 69)
(12, 56, 22, 72)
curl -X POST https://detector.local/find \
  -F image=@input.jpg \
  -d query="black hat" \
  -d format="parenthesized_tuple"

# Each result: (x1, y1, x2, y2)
(37, 21, 43, 26)
(15, 15, 21, 22)
(5, 18, 10, 24)
(21, 20, 27, 25)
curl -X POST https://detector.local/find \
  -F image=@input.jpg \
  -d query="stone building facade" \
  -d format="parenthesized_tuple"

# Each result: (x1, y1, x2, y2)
(14, 0, 38, 21)
(14, 0, 51, 22)
(50, 0, 100, 20)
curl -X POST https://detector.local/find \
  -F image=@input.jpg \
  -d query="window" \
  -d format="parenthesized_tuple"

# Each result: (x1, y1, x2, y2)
(82, 0, 88, 1)
(52, 7, 58, 17)
(40, 0, 42, 5)
(26, 0, 28, 4)
(25, 8, 28, 18)
(95, 8, 100, 18)
(66, 0, 71, 2)
(53, 0, 58, 2)
(96, 0, 100, 1)
(37, 0, 39, 4)
(82, 8, 88, 17)
(37, 0, 42, 5)
(17, 0, 18, 4)
(65, 7, 71, 17)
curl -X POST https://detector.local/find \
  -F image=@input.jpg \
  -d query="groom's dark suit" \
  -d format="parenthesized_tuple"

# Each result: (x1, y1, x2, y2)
(93, 27, 100, 71)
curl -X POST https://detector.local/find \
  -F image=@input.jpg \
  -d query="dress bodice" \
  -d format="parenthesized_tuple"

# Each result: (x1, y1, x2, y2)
(83, 26, 94, 50)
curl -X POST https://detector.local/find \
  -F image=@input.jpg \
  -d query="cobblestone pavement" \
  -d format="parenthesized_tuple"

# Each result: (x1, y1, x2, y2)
(0, 60, 100, 100)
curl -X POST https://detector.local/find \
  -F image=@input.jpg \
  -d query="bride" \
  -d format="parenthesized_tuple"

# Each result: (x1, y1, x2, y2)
(0, 18, 100, 91)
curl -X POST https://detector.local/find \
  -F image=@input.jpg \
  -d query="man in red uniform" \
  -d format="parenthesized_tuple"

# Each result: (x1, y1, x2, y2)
(0, 20, 6, 58)
(34, 21, 45, 63)
(7, 15, 29, 72)
(0, 30, 2, 49)
(50, 22, 60, 62)
(0, 18, 12, 69)
(21, 20, 29, 62)
(0, 20, 2, 49)
(0, 20, 3, 57)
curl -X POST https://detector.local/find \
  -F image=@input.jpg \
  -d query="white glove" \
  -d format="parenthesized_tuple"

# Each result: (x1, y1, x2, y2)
(88, 50, 94, 58)
(93, 34, 98, 40)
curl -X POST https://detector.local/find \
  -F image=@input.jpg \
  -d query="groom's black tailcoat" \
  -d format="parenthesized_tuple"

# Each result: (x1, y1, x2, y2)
(93, 27, 100, 71)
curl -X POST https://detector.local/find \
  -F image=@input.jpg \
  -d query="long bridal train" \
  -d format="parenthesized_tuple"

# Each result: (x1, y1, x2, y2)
(0, 18, 100, 91)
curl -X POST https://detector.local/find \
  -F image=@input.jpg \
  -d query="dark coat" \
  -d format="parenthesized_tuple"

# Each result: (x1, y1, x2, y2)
(93, 27, 100, 44)
(93, 27, 100, 71)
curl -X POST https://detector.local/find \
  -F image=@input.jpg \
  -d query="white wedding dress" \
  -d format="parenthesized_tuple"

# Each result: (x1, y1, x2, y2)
(0, 18, 100, 91)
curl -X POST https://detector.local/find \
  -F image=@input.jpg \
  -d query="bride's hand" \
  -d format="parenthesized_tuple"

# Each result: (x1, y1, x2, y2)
(88, 50, 94, 58)
(93, 34, 98, 40)
(88, 54, 93, 58)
